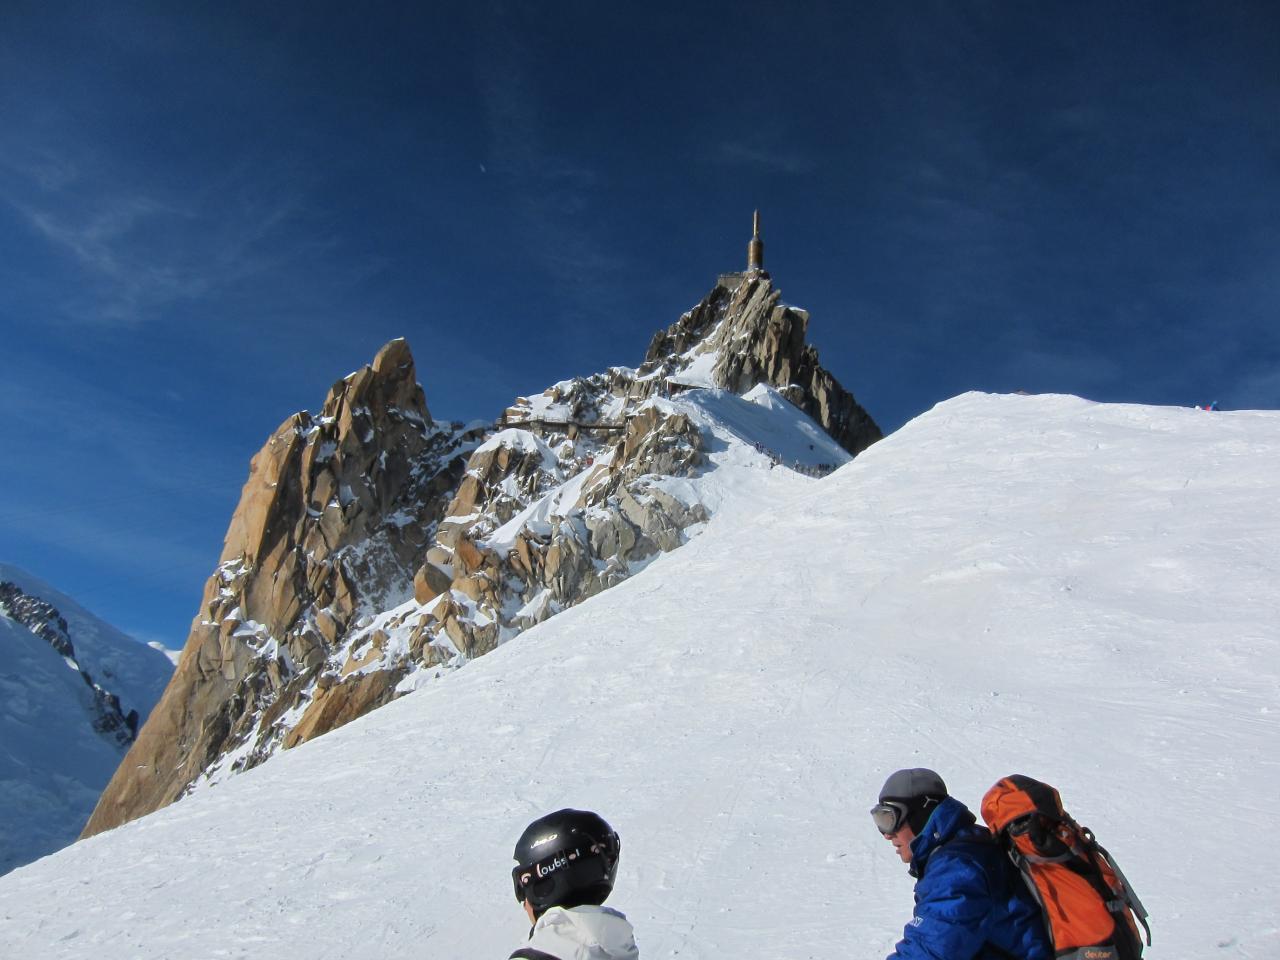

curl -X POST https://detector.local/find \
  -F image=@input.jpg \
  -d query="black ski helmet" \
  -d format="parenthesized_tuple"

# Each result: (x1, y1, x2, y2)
(511, 809, 620, 918)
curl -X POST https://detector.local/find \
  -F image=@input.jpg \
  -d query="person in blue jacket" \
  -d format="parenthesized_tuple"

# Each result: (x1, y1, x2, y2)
(870, 768, 1051, 960)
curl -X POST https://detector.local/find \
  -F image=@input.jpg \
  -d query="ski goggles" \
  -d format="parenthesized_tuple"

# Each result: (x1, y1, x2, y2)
(513, 857, 561, 903)
(511, 841, 609, 902)
(869, 800, 911, 836)
(512, 863, 540, 902)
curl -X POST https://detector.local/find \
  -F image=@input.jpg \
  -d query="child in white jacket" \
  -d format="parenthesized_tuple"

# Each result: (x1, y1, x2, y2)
(509, 809, 639, 960)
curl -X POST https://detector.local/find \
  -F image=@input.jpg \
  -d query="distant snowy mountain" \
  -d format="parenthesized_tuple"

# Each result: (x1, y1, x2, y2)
(2, 393, 1275, 959)
(0, 565, 173, 875)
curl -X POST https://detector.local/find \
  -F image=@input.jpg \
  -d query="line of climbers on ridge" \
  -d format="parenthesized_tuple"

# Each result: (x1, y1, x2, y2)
(750, 441, 838, 477)
(505, 770, 1149, 960)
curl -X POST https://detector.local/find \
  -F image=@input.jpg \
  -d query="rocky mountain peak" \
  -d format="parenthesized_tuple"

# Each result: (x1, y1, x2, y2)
(0, 580, 73, 658)
(636, 274, 879, 454)
(86, 256, 881, 839)
(320, 337, 426, 423)
(84, 342, 483, 837)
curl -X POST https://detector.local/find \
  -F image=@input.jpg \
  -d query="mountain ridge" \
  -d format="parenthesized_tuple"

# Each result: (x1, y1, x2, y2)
(5, 392, 1275, 959)
(84, 268, 880, 837)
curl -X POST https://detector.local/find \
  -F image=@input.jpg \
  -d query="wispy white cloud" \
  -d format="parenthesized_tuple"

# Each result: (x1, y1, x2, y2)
(16, 197, 211, 325)
(0, 141, 327, 328)
(0, 143, 82, 192)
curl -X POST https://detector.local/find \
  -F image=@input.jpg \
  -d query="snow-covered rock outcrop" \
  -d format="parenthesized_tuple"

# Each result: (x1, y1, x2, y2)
(85, 271, 879, 837)
(636, 272, 879, 453)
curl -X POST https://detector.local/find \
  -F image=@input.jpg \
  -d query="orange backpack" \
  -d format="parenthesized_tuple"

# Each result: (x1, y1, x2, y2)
(981, 775, 1151, 960)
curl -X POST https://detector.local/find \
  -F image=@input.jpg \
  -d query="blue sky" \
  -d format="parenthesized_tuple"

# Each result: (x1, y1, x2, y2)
(2, 1, 1277, 649)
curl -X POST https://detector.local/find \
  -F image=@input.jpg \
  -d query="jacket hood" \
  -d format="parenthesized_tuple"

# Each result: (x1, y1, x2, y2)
(525, 905, 639, 960)
(908, 795, 987, 877)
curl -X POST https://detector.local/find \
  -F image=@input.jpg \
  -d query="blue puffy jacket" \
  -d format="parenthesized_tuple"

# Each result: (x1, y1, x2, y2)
(887, 797, 1051, 960)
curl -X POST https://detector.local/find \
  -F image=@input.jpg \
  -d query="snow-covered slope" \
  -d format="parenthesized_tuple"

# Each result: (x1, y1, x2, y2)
(0, 566, 173, 875)
(1, 393, 1275, 959)
(0, 616, 129, 876)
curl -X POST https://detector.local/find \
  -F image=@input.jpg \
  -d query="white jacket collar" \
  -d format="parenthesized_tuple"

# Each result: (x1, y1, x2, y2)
(525, 905, 639, 960)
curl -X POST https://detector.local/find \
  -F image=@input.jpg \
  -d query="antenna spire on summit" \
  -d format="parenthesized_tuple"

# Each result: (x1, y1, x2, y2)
(747, 209, 764, 273)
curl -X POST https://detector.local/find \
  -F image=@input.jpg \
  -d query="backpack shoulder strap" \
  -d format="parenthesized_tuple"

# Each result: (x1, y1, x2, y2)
(1094, 840, 1153, 947)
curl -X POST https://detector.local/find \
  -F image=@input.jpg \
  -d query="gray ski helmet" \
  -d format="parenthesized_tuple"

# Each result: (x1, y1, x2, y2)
(878, 768, 948, 835)
(512, 809, 620, 917)
(878, 768, 948, 803)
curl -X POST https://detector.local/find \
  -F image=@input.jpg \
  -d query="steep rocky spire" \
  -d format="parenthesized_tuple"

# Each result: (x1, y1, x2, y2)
(82, 341, 483, 838)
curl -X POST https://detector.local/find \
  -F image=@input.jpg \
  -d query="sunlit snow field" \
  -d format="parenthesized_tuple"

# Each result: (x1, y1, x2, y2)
(1, 392, 1276, 959)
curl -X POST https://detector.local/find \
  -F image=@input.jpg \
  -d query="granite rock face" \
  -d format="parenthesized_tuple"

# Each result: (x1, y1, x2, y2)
(397, 394, 708, 670)
(84, 273, 880, 837)
(83, 340, 483, 836)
